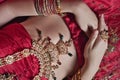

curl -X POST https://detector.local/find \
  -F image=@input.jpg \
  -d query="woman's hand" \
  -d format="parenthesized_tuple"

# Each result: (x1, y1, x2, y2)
(61, 0, 98, 36)
(81, 15, 108, 80)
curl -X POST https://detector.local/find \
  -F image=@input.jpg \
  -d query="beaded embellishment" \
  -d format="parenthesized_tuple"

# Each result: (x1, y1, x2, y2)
(0, 31, 72, 80)
(107, 27, 120, 52)
(0, 73, 15, 80)
(32, 33, 72, 80)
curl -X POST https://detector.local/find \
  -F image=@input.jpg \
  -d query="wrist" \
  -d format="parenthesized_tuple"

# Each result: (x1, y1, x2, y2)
(61, 0, 72, 13)
(4, 0, 18, 17)
(61, 0, 83, 13)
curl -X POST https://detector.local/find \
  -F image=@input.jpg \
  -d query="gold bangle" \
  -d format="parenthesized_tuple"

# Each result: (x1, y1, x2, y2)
(56, 0, 61, 14)
(34, 0, 61, 16)
(34, 0, 43, 15)
(72, 69, 81, 80)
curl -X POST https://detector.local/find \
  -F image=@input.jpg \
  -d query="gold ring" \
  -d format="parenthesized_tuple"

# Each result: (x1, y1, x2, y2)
(100, 29, 109, 40)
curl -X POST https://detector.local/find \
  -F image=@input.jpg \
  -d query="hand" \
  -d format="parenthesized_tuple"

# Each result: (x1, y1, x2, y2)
(81, 15, 108, 80)
(61, 1, 98, 36)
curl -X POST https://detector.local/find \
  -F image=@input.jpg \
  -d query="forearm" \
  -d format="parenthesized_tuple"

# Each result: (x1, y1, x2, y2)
(0, 0, 83, 26)
(0, 0, 37, 26)
(0, 2, 15, 26)
(6, 0, 37, 16)
(81, 59, 100, 80)
(61, 0, 82, 13)
(6, 0, 83, 16)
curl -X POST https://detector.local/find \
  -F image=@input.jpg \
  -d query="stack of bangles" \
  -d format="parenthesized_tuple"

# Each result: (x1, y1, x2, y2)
(34, 0, 61, 16)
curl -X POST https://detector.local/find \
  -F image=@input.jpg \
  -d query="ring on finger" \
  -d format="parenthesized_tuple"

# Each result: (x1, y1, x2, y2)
(100, 29, 109, 40)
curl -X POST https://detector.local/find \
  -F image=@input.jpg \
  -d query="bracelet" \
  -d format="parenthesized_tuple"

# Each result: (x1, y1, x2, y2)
(34, 0, 62, 16)
(72, 69, 81, 80)
(56, 0, 61, 14)
(34, 0, 42, 15)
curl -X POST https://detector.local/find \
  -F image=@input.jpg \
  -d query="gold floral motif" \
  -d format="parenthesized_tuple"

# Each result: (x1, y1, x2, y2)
(102, 74, 113, 80)
(32, 33, 72, 80)
(107, 44, 115, 52)
(0, 50, 29, 67)
(0, 33, 72, 80)
(108, 28, 120, 52)
(0, 73, 15, 80)
(72, 69, 81, 80)
(109, 34, 119, 43)
(33, 75, 40, 80)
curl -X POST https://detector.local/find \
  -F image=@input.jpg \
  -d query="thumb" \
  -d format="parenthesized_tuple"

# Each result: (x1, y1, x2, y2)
(84, 30, 98, 55)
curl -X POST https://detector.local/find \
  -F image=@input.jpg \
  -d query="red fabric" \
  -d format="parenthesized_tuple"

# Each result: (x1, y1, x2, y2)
(84, 0, 120, 79)
(0, 23, 39, 80)
(62, 13, 88, 79)
(0, 23, 32, 57)
(0, 0, 5, 3)
(0, 0, 3, 2)
(1, 0, 120, 79)
(0, 16, 87, 80)
(0, 1, 88, 79)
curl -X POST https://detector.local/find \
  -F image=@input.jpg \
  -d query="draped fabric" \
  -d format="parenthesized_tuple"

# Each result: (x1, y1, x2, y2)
(0, 0, 120, 80)
(0, 16, 87, 80)
(0, 0, 5, 3)
(84, 0, 120, 79)
(62, 14, 88, 80)
(0, 23, 40, 80)
(0, 1, 88, 80)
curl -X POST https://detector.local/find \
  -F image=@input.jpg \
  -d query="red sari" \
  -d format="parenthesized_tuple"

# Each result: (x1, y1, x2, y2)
(0, 1, 87, 80)
(0, 0, 120, 80)
(0, 14, 87, 80)
(84, 0, 120, 79)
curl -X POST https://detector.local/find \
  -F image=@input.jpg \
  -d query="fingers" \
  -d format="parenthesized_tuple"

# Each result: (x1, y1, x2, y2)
(93, 14, 108, 50)
(93, 35, 108, 51)
(99, 14, 108, 31)
(84, 30, 98, 52)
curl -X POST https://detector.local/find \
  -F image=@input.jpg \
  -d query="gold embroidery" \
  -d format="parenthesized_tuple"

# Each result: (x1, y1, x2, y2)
(32, 33, 72, 80)
(0, 73, 15, 80)
(107, 44, 115, 52)
(72, 69, 81, 80)
(0, 49, 30, 67)
(107, 28, 120, 52)
(0, 33, 72, 80)
(102, 74, 113, 80)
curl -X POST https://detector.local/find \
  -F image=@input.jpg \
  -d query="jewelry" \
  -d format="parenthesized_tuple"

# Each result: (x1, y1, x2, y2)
(72, 69, 81, 80)
(100, 29, 109, 41)
(56, 0, 61, 14)
(34, 0, 42, 15)
(34, 0, 62, 16)
(0, 31, 72, 80)
(0, 73, 15, 80)
(107, 27, 120, 52)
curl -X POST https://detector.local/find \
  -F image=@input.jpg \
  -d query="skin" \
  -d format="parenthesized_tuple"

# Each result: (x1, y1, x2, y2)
(0, 0, 98, 36)
(20, 15, 107, 80)
(21, 15, 77, 80)
(0, 0, 107, 79)
(81, 15, 108, 80)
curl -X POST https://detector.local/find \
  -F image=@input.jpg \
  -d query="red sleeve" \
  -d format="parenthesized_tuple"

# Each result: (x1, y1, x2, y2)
(0, 23, 39, 80)
(0, 23, 32, 57)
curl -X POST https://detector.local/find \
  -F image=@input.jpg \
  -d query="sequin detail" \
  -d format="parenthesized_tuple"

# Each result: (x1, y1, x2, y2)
(0, 73, 15, 80)
(107, 28, 120, 52)
(0, 33, 72, 80)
